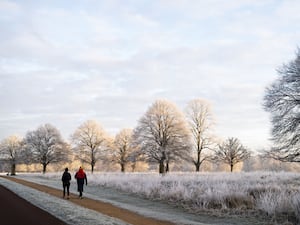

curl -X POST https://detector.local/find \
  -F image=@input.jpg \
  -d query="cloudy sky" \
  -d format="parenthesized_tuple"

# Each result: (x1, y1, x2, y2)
(1, 0, 299, 151)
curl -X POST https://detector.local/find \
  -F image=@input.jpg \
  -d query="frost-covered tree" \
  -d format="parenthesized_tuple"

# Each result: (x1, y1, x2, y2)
(24, 124, 69, 173)
(186, 98, 215, 172)
(214, 137, 250, 172)
(113, 128, 138, 172)
(71, 120, 110, 173)
(263, 49, 300, 162)
(0, 135, 23, 175)
(133, 99, 192, 174)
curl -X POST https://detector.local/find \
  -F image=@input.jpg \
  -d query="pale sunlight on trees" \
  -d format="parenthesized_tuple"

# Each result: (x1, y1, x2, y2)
(133, 99, 192, 174)
(214, 137, 250, 172)
(263, 48, 300, 162)
(24, 124, 69, 173)
(185, 98, 215, 172)
(0, 135, 23, 175)
(113, 128, 136, 172)
(71, 120, 110, 173)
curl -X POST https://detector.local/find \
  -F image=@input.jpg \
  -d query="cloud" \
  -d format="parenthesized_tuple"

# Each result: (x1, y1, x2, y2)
(0, 0, 299, 150)
(0, 0, 20, 14)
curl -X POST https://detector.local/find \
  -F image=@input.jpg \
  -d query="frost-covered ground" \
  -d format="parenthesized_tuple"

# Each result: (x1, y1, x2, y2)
(80, 171, 300, 221)
(2, 171, 299, 224)
(0, 177, 129, 225)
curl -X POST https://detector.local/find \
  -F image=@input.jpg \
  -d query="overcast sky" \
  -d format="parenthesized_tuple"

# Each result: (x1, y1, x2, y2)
(1, 0, 299, 151)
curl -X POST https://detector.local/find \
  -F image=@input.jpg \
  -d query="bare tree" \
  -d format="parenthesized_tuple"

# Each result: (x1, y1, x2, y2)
(186, 98, 215, 172)
(133, 99, 192, 174)
(214, 137, 250, 172)
(0, 135, 23, 175)
(129, 150, 144, 172)
(71, 120, 109, 173)
(24, 124, 69, 173)
(263, 49, 300, 162)
(113, 128, 137, 172)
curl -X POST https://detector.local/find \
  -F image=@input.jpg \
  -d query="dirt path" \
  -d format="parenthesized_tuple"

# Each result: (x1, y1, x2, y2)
(2, 176, 176, 225)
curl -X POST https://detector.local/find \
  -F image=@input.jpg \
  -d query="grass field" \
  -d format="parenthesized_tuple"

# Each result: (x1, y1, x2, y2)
(42, 171, 300, 224)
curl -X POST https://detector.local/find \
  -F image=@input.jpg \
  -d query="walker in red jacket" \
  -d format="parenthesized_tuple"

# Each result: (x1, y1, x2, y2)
(75, 167, 87, 198)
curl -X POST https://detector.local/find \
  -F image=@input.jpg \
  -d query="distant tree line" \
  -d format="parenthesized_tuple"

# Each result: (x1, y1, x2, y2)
(0, 98, 253, 175)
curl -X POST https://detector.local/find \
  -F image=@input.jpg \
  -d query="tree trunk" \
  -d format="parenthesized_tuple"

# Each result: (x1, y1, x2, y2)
(230, 163, 233, 172)
(159, 160, 165, 174)
(91, 164, 94, 173)
(195, 163, 200, 172)
(11, 163, 16, 176)
(196, 149, 201, 172)
(121, 163, 125, 172)
(42, 164, 47, 174)
(165, 162, 169, 173)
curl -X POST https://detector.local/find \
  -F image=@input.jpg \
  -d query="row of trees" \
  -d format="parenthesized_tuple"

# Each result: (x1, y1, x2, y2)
(0, 99, 251, 174)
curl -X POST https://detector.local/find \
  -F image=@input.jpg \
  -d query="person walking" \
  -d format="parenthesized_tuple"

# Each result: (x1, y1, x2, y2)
(61, 167, 71, 199)
(75, 167, 87, 199)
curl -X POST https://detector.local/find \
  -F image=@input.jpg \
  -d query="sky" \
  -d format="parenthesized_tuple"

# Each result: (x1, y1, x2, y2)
(0, 0, 299, 151)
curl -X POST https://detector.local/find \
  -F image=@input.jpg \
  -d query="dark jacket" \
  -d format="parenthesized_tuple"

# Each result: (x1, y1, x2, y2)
(62, 171, 71, 185)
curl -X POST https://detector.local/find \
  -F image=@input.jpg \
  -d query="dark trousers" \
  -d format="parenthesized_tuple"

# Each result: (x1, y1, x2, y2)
(63, 183, 70, 197)
(77, 179, 84, 197)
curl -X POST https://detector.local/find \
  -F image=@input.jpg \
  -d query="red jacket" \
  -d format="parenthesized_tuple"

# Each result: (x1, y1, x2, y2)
(75, 168, 86, 179)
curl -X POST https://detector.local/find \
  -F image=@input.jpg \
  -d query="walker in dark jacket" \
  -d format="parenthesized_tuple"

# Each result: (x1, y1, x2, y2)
(75, 167, 87, 198)
(61, 167, 71, 198)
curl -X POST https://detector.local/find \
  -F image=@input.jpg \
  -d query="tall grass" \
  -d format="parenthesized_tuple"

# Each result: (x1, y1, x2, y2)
(43, 171, 300, 223)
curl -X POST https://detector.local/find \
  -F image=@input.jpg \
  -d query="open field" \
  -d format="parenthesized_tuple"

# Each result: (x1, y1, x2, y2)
(33, 171, 300, 224)
(0, 174, 268, 225)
